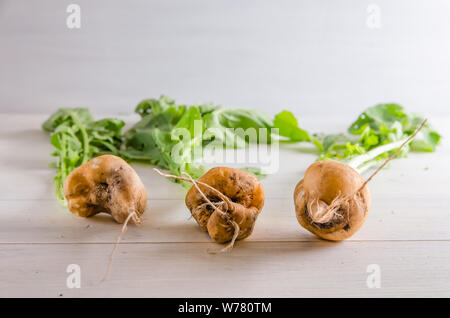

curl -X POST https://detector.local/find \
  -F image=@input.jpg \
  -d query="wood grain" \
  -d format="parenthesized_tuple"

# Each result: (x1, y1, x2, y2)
(1, 241, 449, 297)
(0, 114, 449, 297)
(0, 196, 449, 244)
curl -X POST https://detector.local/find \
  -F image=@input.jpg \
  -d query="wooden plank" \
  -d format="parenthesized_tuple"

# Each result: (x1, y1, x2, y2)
(0, 241, 449, 297)
(0, 153, 447, 200)
(0, 194, 449, 243)
(1, 114, 449, 298)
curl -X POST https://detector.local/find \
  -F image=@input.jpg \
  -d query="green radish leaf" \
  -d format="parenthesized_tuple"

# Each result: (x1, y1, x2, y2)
(122, 96, 275, 187)
(202, 107, 274, 147)
(317, 103, 441, 172)
(273, 110, 310, 142)
(43, 108, 125, 203)
(240, 167, 268, 180)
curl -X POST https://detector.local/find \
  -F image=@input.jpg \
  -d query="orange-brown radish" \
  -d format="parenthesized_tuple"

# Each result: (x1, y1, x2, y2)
(63, 154, 147, 280)
(64, 154, 147, 223)
(294, 119, 427, 241)
(155, 167, 265, 252)
(294, 161, 371, 241)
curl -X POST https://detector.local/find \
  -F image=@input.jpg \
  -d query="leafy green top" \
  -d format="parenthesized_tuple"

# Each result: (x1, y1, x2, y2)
(43, 100, 441, 203)
(43, 108, 124, 203)
(299, 103, 441, 172)
(273, 110, 310, 142)
(122, 96, 274, 186)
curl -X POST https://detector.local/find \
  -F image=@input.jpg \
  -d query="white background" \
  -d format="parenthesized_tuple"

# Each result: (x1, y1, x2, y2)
(1, 1, 450, 297)
(1, 0, 449, 117)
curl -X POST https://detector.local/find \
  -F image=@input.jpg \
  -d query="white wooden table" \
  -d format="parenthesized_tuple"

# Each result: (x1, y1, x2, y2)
(0, 114, 449, 297)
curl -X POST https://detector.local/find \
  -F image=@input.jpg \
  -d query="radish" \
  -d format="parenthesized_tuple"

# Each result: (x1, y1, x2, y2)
(63, 154, 148, 280)
(155, 167, 265, 253)
(294, 120, 427, 241)
(64, 154, 147, 224)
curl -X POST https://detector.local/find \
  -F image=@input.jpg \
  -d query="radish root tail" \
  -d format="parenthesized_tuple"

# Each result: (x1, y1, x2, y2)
(101, 210, 140, 282)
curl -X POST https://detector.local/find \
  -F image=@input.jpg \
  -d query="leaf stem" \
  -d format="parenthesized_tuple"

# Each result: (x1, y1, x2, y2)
(355, 159, 381, 175)
(69, 111, 90, 164)
(348, 138, 407, 170)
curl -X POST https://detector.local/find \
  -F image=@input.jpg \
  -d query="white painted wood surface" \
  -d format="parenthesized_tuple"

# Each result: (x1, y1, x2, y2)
(0, 114, 449, 297)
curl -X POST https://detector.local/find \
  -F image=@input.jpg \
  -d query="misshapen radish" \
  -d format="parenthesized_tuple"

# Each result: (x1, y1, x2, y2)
(64, 154, 147, 224)
(155, 167, 265, 253)
(64, 154, 148, 280)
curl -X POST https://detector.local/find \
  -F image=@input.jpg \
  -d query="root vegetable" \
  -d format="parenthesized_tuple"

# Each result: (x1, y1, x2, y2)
(63, 154, 147, 224)
(294, 120, 426, 241)
(155, 167, 265, 252)
(64, 154, 147, 281)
